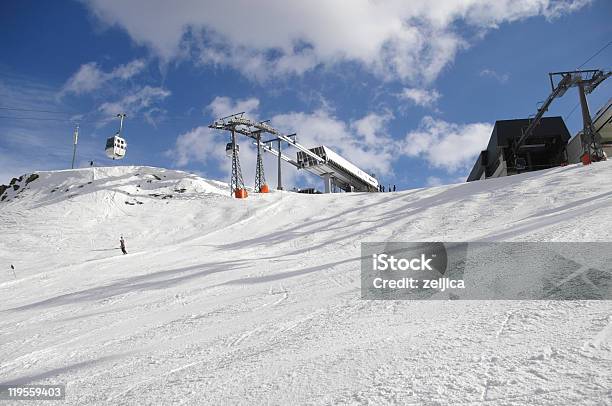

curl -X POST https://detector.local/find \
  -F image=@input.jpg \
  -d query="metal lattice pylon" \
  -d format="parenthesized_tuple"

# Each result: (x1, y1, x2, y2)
(254, 134, 267, 192)
(230, 130, 245, 196)
(577, 80, 606, 163)
(511, 69, 610, 169)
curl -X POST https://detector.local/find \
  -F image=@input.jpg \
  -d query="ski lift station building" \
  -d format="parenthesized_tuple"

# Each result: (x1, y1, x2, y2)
(297, 146, 379, 193)
(467, 116, 571, 182)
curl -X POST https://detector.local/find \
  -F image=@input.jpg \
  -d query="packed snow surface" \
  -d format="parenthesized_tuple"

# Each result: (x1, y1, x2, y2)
(0, 164, 611, 405)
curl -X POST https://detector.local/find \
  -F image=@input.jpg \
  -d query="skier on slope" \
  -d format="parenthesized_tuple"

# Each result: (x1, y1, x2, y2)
(120, 236, 127, 255)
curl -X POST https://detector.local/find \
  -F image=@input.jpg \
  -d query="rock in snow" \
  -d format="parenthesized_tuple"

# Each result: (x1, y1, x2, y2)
(0, 163, 611, 404)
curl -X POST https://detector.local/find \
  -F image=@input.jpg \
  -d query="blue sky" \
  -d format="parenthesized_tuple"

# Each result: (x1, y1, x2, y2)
(0, 0, 610, 189)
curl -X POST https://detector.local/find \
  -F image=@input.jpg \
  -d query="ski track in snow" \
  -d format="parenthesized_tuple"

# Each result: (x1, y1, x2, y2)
(0, 164, 611, 405)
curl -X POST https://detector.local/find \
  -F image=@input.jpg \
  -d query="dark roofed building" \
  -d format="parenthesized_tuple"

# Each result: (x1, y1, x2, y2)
(467, 116, 571, 182)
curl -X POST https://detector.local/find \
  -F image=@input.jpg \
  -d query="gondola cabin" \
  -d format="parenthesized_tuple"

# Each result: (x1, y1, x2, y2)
(225, 142, 239, 157)
(105, 134, 127, 160)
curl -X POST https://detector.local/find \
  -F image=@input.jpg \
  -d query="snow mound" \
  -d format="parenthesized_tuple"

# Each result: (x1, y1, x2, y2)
(0, 166, 230, 206)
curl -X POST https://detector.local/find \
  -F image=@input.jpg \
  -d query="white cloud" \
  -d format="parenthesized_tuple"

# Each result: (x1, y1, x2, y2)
(480, 68, 510, 84)
(82, 0, 590, 83)
(62, 59, 146, 95)
(402, 116, 493, 173)
(98, 85, 170, 117)
(60, 59, 171, 125)
(351, 111, 394, 146)
(398, 88, 441, 107)
(62, 63, 105, 95)
(170, 125, 221, 167)
(111, 59, 147, 79)
(207, 96, 260, 119)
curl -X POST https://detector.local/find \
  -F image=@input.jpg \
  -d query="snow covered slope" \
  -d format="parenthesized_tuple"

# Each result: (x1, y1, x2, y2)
(0, 163, 611, 405)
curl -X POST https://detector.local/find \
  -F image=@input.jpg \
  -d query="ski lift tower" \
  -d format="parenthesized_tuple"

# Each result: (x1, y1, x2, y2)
(567, 69, 611, 163)
(512, 69, 611, 169)
(229, 127, 247, 198)
(210, 114, 377, 194)
(252, 129, 270, 193)
(209, 114, 302, 195)
(209, 113, 248, 198)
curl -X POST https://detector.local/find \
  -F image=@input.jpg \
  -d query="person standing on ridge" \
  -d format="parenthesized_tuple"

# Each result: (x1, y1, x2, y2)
(120, 236, 127, 255)
(393, 185, 396, 192)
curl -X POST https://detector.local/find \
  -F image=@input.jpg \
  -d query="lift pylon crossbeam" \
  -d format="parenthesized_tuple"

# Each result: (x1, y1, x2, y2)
(223, 116, 325, 164)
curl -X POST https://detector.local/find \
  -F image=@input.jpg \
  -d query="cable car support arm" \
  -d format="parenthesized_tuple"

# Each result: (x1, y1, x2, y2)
(512, 69, 611, 162)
